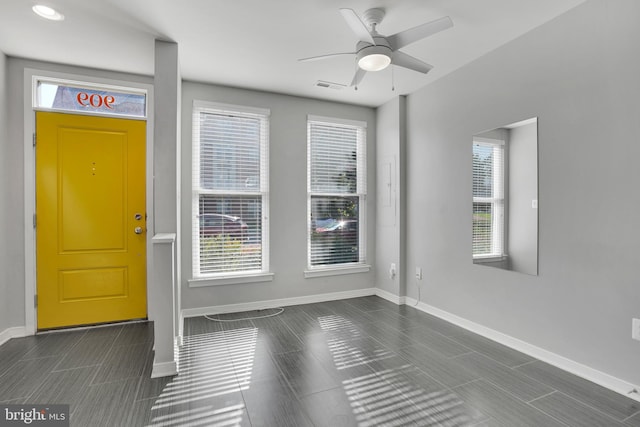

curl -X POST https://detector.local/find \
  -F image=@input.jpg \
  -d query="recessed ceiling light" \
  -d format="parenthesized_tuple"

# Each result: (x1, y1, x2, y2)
(32, 5, 65, 21)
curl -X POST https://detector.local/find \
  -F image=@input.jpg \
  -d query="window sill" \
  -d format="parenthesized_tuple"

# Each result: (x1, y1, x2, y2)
(473, 255, 508, 264)
(304, 264, 371, 278)
(189, 272, 274, 287)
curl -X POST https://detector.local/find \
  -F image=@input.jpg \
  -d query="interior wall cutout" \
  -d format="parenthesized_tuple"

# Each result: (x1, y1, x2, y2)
(472, 117, 538, 275)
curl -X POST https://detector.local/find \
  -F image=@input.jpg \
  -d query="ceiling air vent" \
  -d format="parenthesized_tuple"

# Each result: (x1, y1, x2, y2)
(315, 80, 346, 90)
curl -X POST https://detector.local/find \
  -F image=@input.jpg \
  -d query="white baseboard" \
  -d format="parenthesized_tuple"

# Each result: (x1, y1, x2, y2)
(151, 360, 178, 378)
(404, 296, 640, 403)
(0, 327, 28, 346)
(375, 288, 407, 305)
(181, 287, 376, 318)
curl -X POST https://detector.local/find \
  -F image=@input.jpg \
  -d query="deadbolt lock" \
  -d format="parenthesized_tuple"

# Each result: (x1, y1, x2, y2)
(134, 213, 143, 221)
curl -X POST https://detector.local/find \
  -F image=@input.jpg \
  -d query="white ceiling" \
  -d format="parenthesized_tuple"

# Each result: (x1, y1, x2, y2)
(0, 0, 587, 107)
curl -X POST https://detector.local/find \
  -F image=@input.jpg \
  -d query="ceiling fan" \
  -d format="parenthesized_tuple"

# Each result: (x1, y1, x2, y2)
(299, 8, 453, 88)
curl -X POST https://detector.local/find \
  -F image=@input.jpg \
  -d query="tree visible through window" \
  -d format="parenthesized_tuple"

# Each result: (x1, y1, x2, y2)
(308, 117, 366, 267)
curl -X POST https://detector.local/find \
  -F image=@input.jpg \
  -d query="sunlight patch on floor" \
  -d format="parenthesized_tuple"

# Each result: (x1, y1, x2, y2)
(317, 314, 473, 426)
(147, 328, 258, 426)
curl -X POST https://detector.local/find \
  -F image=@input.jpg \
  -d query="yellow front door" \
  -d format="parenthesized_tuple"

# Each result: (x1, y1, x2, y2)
(36, 112, 147, 329)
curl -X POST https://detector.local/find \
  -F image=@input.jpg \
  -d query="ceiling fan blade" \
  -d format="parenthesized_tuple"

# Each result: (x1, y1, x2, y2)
(340, 8, 376, 44)
(392, 51, 433, 74)
(387, 16, 453, 50)
(350, 67, 367, 87)
(298, 52, 355, 62)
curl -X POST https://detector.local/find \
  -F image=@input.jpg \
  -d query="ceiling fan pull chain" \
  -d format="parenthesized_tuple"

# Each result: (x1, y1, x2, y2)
(392, 65, 395, 91)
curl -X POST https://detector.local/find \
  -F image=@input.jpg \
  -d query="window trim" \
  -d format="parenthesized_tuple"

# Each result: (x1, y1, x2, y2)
(188, 272, 274, 287)
(191, 100, 271, 281)
(306, 115, 367, 274)
(303, 264, 371, 278)
(472, 136, 506, 260)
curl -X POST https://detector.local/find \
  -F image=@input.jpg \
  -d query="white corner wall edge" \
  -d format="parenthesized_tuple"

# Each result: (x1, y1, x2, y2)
(375, 288, 407, 306)
(151, 360, 178, 379)
(391, 293, 640, 403)
(0, 327, 28, 346)
(182, 287, 376, 318)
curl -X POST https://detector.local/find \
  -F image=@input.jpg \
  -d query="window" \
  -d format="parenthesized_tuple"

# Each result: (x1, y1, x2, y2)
(307, 116, 366, 269)
(35, 78, 147, 118)
(472, 138, 505, 258)
(192, 101, 269, 278)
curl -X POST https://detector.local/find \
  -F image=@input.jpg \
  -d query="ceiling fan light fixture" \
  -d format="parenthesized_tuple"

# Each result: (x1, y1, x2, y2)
(32, 4, 64, 21)
(356, 45, 392, 72)
(358, 53, 391, 71)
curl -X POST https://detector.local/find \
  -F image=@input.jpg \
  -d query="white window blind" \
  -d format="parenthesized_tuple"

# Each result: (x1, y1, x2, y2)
(472, 138, 504, 258)
(308, 116, 366, 267)
(192, 101, 269, 277)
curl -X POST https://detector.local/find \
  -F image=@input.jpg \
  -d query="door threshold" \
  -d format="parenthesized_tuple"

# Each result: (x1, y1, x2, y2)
(36, 318, 148, 334)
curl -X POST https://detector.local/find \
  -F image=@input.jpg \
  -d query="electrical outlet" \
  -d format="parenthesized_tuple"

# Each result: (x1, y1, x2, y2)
(632, 318, 640, 341)
(415, 267, 423, 280)
(389, 263, 396, 279)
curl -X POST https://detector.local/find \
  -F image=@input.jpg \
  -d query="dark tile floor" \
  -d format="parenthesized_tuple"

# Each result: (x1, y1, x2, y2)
(1, 296, 639, 426)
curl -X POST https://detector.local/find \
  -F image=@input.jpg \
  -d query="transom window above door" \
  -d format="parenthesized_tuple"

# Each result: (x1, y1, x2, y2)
(34, 77, 147, 118)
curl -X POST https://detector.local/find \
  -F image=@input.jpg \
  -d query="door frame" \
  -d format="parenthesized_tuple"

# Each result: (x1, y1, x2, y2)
(23, 68, 155, 334)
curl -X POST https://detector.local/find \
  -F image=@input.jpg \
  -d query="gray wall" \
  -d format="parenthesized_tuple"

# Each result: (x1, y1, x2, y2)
(375, 96, 406, 297)
(508, 123, 537, 274)
(405, 0, 640, 385)
(180, 82, 376, 309)
(153, 41, 180, 235)
(0, 52, 9, 331)
(4, 58, 152, 329)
